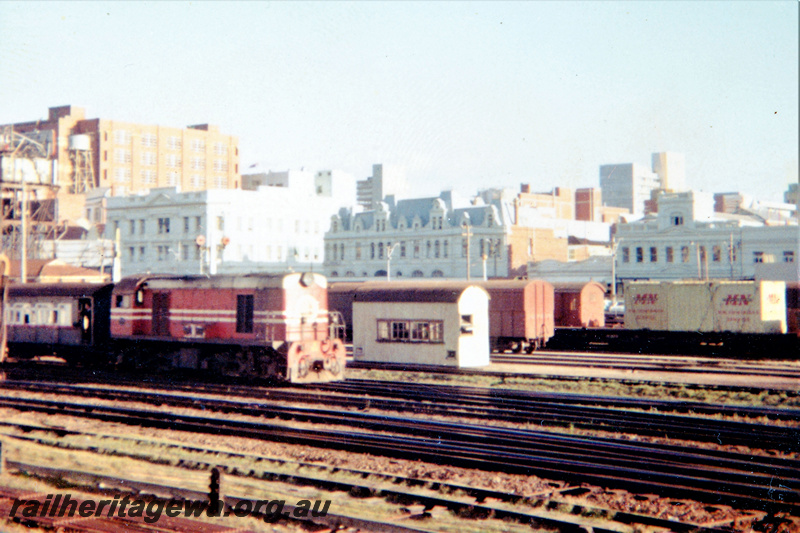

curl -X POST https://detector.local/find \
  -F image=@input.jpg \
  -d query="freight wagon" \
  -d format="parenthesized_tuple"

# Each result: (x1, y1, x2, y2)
(552, 281, 606, 328)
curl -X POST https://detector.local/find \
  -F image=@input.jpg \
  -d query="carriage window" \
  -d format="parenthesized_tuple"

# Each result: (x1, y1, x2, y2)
(236, 294, 254, 333)
(52, 310, 59, 324)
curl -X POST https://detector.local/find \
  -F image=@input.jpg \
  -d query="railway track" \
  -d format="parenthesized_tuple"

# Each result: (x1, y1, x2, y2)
(0, 378, 797, 451)
(490, 351, 800, 378)
(0, 385, 797, 514)
(2, 426, 737, 533)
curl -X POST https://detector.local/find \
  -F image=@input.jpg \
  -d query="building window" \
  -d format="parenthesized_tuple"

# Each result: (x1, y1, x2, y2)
(157, 245, 166, 261)
(621, 247, 629, 263)
(167, 136, 182, 150)
(671, 214, 684, 226)
(190, 174, 204, 188)
(141, 151, 157, 166)
(141, 170, 157, 185)
(166, 154, 182, 168)
(190, 158, 206, 170)
(114, 168, 131, 183)
(129, 220, 136, 235)
(370, 243, 375, 259)
(414, 241, 420, 259)
(784, 251, 795, 263)
(114, 130, 130, 145)
(183, 217, 190, 233)
(139, 219, 146, 234)
(753, 251, 764, 263)
(636, 247, 643, 263)
(114, 149, 131, 164)
(649, 247, 657, 262)
(191, 139, 205, 153)
(158, 217, 170, 234)
(377, 319, 443, 343)
(666, 246, 674, 263)
(213, 175, 227, 188)
(141, 133, 157, 147)
(213, 159, 228, 172)
(355, 242, 362, 260)
(181, 244, 189, 260)
(139, 246, 146, 260)
(166, 171, 179, 186)
(681, 246, 690, 263)
(712, 245, 721, 262)
(434, 240, 440, 258)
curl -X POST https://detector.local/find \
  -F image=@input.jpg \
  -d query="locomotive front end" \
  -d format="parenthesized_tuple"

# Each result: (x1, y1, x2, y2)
(282, 272, 346, 383)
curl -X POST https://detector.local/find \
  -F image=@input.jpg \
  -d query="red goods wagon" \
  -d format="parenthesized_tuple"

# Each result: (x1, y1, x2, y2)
(110, 272, 345, 383)
(552, 282, 606, 328)
(478, 280, 555, 352)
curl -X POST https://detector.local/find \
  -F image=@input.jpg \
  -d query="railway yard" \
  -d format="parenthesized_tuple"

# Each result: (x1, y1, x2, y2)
(1, 351, 798, 533)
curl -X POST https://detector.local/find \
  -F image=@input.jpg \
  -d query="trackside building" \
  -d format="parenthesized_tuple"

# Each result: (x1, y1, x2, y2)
(352, 282, 490, 367)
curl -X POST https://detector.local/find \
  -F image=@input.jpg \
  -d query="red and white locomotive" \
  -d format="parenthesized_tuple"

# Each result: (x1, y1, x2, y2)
(4, 272, 345, 383)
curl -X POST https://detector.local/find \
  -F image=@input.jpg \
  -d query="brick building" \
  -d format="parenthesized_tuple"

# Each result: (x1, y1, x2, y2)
(2, 105, 240, 222)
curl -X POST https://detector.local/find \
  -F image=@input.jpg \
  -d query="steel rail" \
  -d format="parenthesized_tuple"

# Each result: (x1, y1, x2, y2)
(0, 395, 797, 514)
(0, 379, 797, 453)
(1, 425, 741, 533)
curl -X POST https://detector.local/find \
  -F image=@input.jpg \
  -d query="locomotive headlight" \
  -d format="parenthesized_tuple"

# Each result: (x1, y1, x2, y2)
(300, 272, 315, 287)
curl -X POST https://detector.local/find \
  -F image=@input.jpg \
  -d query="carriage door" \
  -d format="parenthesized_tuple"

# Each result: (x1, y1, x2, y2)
(152, 293, 171, 336)
(78, 298, 92, 344)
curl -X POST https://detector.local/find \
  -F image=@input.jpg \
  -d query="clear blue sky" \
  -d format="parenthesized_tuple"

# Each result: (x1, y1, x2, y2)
(1, 1, 797, 202)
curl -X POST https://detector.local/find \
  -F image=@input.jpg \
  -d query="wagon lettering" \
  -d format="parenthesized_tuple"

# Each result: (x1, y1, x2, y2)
(723, 294, 752, 306)
(632, 294, 658, 305)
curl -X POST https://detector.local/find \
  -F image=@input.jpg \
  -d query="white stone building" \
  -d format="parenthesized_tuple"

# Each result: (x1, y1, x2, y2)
(614, 190, 799, 283)
(105, 169, 355, 277)
(324, 191, 509, 280)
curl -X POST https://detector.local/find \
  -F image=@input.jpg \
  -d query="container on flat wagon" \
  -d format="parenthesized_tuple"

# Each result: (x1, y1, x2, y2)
(624, 281, 670, 331)
(625, 280, 787, 334)
(712, 280, 786, 334)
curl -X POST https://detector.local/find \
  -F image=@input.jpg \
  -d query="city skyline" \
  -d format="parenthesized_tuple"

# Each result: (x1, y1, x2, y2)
(1, 1, 797, 203)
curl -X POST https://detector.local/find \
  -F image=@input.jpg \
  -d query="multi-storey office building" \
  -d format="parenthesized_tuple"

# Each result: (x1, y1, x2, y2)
(2, 105, 240, 221)
(615, 190, 798, 283)
(600, 151, 686, 216)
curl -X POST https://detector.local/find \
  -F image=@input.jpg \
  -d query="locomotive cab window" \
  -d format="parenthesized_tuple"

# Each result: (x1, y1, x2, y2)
(236, 294, 254, 333)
